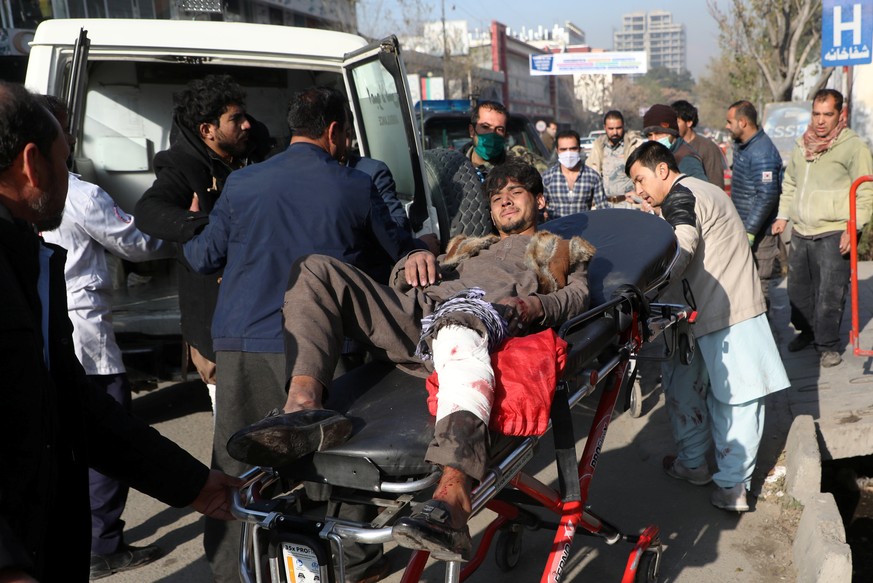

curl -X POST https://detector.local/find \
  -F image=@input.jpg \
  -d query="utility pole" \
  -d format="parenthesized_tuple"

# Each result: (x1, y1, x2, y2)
(441, 0, 449, 96)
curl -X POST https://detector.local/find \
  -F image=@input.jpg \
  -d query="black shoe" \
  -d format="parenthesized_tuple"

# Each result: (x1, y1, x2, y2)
(788, 332, 813, 352)
(90, 543, 163, 580)
(820, 351, 842, 368)
(392, 500, 472, 561)
(226, 408, 353, 467)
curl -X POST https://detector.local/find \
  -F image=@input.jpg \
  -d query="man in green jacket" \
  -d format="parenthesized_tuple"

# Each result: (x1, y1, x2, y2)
(772, 89, 873, 368)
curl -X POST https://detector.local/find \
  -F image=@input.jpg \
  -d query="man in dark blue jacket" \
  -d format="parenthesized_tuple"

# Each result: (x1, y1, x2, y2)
(183, 85, 414, 583)
(725, 100, 783, 306)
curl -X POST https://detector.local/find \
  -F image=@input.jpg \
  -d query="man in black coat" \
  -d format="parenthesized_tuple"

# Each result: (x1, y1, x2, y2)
(0, 81, 241, 582)
(134, 74, 268, 406)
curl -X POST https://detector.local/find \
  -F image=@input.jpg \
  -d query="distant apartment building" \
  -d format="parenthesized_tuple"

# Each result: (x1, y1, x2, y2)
(613, 10, 686, 74)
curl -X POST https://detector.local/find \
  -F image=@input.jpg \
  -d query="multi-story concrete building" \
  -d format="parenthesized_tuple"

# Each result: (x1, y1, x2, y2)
(613, 10, 686, 74)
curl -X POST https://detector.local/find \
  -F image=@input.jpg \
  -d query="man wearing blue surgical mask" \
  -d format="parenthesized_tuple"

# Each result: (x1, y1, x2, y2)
(542, 129, 606, 220)
(465, 100, 510, 182)
(641, 104, 708, 182)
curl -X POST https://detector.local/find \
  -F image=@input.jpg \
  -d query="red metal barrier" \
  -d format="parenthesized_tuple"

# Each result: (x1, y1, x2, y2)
(848, 175, 873, 357)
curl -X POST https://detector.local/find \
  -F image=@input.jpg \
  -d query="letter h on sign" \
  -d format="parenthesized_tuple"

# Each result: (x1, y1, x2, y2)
(822, 0, 873, 66)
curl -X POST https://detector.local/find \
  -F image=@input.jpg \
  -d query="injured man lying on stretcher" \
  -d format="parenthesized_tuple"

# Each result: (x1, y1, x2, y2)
(226, 159, 596, 561)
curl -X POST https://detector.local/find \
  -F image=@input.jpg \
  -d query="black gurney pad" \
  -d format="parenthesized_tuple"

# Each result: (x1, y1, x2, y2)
(280, 210, 678, 490)
(542, 208, 677, 307)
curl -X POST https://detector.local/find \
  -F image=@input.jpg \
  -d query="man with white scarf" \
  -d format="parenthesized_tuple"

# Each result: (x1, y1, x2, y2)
(773, 89, 873, 368)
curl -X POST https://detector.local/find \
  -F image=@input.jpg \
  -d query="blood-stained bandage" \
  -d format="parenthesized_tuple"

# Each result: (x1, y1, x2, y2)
(432, 324, 494, 424)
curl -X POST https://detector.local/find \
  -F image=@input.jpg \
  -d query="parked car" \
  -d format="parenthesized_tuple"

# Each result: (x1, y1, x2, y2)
(579, 136, 596, 155)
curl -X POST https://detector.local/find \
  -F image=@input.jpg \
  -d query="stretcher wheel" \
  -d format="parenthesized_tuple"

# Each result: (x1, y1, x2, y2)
(495, 524, 523, 571)
(634, 547, 661, 583)
(628, 378, 643, 418)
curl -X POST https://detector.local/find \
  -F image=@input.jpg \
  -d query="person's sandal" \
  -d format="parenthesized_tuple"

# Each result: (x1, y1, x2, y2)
(392, 500, 472, 561)
(226, 408, 352, 467)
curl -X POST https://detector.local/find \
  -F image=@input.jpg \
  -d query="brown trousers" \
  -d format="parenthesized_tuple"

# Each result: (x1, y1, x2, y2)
(284, 255, 489, 479)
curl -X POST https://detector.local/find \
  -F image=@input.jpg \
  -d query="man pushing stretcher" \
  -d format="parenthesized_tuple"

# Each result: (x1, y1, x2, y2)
(226, 160, 596, 561)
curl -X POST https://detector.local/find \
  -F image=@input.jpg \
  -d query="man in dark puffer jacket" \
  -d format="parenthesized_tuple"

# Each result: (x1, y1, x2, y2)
(725, 100, 783, 306)
(134, 74, 269, 406)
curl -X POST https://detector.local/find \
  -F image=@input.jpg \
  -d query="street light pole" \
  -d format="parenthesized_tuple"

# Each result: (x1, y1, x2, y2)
(442, 0, 449, 97)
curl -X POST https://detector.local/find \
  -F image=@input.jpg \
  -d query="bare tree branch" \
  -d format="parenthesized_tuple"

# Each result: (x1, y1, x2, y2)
(707, 0, 824, 102)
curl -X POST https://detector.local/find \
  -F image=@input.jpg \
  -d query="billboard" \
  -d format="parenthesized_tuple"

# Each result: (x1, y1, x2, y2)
(761, 101, 812, 165)
(529, 51, 647, 76)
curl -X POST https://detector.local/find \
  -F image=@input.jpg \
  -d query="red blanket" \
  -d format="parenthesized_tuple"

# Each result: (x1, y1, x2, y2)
(425, 329, 569, 436)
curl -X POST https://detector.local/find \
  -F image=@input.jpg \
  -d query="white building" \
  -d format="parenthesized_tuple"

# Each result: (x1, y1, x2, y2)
(613, 10, 686, 74)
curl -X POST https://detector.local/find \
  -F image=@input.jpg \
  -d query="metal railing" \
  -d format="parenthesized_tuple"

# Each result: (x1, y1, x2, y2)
(848, 174, 873, 357)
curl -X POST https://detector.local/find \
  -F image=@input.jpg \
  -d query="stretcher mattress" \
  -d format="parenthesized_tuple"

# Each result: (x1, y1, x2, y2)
(277, 209, 678, 489)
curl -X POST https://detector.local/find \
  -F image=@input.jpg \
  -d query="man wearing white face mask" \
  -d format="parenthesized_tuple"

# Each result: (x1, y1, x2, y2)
(542, 130, 606, 220)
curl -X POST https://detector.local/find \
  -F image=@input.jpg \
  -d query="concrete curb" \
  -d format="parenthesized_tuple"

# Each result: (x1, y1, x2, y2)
(785, 415, 853, 582)
(785, 415, 821, 503)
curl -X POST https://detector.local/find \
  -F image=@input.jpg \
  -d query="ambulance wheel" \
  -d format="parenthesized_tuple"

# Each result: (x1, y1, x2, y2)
(495, 525, 523, 571)
(634, 547, 660, 583)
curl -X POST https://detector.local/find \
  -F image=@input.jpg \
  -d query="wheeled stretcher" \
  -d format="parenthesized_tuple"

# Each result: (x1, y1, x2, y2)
(230, 209, 693, 583)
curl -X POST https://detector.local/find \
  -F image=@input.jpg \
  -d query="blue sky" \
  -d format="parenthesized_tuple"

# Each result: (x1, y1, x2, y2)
(360, 1, 721, 79)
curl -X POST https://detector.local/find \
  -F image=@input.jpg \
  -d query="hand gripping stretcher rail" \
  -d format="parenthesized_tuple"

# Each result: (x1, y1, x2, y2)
(230, 209, 695, 583)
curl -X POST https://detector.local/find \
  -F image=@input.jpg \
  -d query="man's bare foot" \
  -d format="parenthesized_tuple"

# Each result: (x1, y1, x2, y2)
(392, 466, 475, 561)
(432, 466, 472, 528)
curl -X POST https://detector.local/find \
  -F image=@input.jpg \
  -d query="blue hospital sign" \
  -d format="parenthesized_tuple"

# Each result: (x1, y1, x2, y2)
(822, 0, 873, 66)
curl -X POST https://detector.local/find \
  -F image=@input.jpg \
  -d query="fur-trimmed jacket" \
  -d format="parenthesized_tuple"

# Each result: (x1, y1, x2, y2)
(391, 230, 596, 329)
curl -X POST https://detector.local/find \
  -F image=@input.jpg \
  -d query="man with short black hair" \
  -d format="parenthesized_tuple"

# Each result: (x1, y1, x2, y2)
(542, 129, 606, 218)
(672, 99, 725, 189)
(773, 89, 873, 367)
(585, 110, 644, 207)
(183, 85, 415, 582)
(725, 100, 783, 306)
(0, 80, 240, 583)
(465, 100, 511, 181)
(626, 140, 789, 513)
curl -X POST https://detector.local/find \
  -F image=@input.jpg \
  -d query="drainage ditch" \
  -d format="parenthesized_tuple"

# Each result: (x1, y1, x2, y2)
(821, 455, 873, 582)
